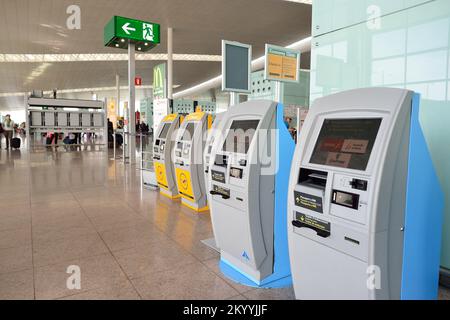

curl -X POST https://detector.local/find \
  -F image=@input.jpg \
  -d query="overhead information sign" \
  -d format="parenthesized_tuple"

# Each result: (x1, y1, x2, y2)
(153, 99, 170, 132)
(265, 44, 300, 83)
(222, 40, 252, 94)
(104, 16, 160, 52)
(153, 63, 167, 100)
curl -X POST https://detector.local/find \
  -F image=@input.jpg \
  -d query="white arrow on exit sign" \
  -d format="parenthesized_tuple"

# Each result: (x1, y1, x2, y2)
(122, 22, 136, 35)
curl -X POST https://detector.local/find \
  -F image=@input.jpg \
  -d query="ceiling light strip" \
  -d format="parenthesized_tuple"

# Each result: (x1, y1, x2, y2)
(283, 0, 312, 4)
(0, 84, 181, 98)
(0, 53, 221, 63)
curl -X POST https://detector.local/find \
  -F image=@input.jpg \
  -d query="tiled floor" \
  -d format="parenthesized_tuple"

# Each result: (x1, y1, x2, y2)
(0, 147, 448, 300)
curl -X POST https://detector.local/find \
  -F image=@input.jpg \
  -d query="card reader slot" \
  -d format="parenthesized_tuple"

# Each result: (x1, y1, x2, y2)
(299, 168, 328, 190)
(344, 236, 360, 245)
(153, 156, 161, 160)
(309, 173, 327, 180)
(292, 220, 330, 238)
(214, 154, 228, 167)
(210, 191, 230, 200)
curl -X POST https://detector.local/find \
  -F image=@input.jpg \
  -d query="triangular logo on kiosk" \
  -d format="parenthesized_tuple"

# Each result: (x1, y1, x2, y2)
(242, 251, 250, 261)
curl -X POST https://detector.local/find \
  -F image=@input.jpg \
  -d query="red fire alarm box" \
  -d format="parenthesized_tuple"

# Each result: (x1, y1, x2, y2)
(135, 76, 142, 86)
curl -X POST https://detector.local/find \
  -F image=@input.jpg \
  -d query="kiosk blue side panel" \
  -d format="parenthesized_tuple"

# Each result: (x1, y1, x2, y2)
(219, 103, 294, 288)
(259, 103, 295, 287)
(401, 93, 444, 300)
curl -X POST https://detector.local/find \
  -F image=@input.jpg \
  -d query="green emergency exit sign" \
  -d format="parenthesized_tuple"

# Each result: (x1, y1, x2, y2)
(104, 16, 160, 52)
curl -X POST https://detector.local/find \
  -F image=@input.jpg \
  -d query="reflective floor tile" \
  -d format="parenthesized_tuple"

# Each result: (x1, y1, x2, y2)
(131, 261, 239, 300)
(33, 233, 109, 267)
(58, 279, 141, 300)
(100, 222, 170, 252)
(35, 253, 130, 300)
(0, 245, 33, 274)
(0, 269, 34, 300)
(202, 258, 256, 295)
(0, 227, 32, 250)
(113, 240, 198, 279)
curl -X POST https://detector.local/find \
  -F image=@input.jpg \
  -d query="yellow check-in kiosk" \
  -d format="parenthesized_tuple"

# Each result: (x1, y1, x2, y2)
(173, 111, 212, 212)
(153, 113, 183, 199)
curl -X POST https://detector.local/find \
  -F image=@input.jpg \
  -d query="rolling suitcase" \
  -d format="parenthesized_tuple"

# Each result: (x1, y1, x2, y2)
(11, 137, 21, 149)
(115, 133, 123, 146)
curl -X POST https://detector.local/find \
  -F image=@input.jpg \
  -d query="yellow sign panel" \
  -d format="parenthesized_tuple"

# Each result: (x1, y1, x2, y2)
(175, 168, 194, 200)
(162, 113, 178, 122)
(207, 114, 212, 129)
(267, 54, 283, 80)
(154, 162, 168, 189)
(107, 99, 118, 129)
(185, 112, 205, 122)
(266, 45, 300, 83)
(281, 55, 298, 80)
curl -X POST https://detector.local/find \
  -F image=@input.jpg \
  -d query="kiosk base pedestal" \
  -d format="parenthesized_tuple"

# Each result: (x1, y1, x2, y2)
(181, 199, 209, 213)
(201, 238, 220, 253)
(159, 188, 180, 200)
(219, 259, 292, 289)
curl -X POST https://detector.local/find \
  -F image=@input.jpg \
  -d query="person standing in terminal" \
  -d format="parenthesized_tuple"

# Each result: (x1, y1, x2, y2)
(284, 116, 292, 129)
(2, 114, 15, 150)
(75, 132, 82, 145)
(0, 122, 3, 149)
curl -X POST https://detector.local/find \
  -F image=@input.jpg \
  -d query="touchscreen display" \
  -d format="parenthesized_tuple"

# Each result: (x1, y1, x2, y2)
(158, 123, 171, 139)
(310, 118, 382, 171)
(181, 123, 196, 141)
(222, 119, 260, 154)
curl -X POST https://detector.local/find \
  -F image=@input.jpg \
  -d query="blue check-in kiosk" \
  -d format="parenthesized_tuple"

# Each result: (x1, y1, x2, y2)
(287, 88, 443, 299)
(208, 100, 295, 288)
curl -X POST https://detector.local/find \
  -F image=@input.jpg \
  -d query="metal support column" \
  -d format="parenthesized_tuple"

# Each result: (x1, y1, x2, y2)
(167, 27, 173, 99)
(116, 74, 120, 116)
(230, 92, 240, 108)
(24, 94, 30, 150)
(103, 98, 108, 150)
(273, 81, 284, 104)
(128, 43, 136, 163)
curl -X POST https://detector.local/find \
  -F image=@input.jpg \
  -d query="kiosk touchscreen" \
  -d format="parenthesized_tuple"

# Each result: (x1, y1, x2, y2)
(287, 88, 443, 300)
(153, 114, 183, 199)
(208, 100, 295, 288)
(173, 111, 212, 212)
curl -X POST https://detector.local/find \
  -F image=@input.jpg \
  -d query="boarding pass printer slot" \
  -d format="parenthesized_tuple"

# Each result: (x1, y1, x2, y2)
(294, 169, 328, 214)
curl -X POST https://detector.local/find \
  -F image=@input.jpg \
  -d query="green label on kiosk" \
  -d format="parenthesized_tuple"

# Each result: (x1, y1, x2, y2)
(296, 212, 330, 233)
(295, 191, 323, 213)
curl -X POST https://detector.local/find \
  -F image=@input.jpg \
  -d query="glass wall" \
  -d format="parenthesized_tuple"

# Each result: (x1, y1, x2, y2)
(311, 0, 450, 269)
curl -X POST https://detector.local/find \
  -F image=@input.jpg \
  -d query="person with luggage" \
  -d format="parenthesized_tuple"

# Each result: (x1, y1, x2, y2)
(46, 132, 53, 147)
(63, 133, 77, 145)
(0, 122, 4, 149)
(63, 133, 77, 151)
(107, 118, 114, 148)
(75, 132, 82, 145)
(2, 114, 15, 150)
